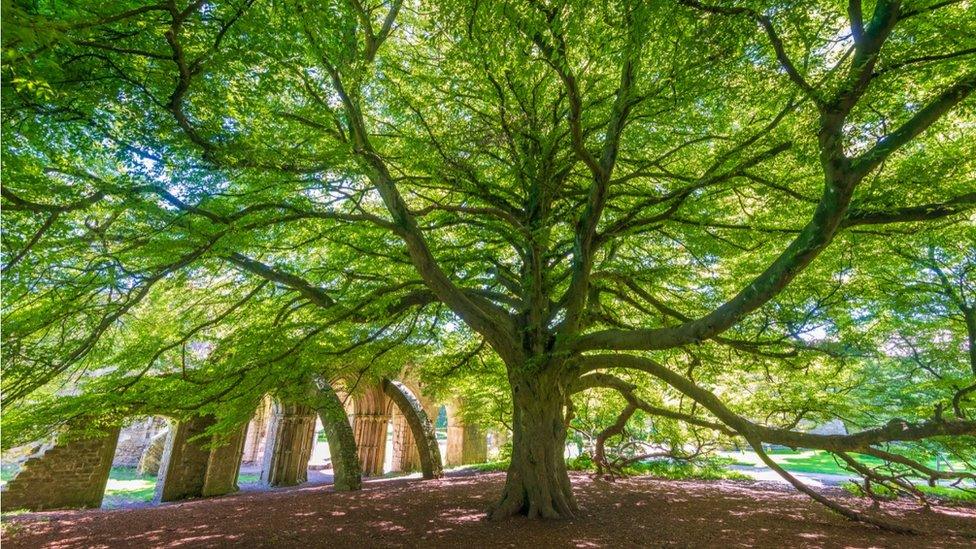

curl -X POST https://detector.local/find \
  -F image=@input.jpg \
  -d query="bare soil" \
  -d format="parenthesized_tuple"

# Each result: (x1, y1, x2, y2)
(3, 472, 974, 548)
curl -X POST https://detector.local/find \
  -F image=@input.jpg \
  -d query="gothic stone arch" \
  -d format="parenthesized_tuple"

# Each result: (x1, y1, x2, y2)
(383, 379, 443, 480)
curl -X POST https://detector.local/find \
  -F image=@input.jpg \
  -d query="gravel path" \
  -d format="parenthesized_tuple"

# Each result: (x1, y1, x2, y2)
(3, 472, 974, 548)
(728, 464, 852, 487)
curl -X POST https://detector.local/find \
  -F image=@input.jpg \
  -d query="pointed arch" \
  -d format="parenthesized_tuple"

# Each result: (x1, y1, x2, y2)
(383, 378, 443, 479)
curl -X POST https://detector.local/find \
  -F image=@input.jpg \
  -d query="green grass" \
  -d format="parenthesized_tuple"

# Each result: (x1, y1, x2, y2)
(1, 465, 19, 485)
(99, 468, 265, 507)
(916, 485, 976, 503)
(761, 450, 974, 478)
(460, 456, 748, 481)
(776, 451, 888, 476)
(625, 458, 750, 481)
(842, 481, 976, 504)
(463, 460, 510, 472)
(101, 467, 158, 507)
(238, 472, 260, 484)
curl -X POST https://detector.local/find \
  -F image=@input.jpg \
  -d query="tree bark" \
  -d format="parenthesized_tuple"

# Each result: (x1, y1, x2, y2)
(488, 369, 577, 520)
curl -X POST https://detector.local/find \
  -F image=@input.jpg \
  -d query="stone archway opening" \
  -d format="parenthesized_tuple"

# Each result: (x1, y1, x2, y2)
(349, 379, 444, 479)
(306, 416, 334, 483)
(102, 415, 170, 508)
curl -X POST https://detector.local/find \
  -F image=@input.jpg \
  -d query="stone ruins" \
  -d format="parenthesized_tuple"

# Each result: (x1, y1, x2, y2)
(1, 378, 491, 511)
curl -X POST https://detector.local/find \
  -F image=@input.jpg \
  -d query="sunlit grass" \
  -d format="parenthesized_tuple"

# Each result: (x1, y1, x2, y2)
(842, 481, 976, 504)
(735, 449, 973, 478)
(102, 468, 263, 507)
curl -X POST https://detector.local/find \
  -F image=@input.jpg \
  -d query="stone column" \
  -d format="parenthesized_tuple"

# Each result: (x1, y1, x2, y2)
(154, 415, 215, 503)
(260, 402, 316, 486)
(241, 395, 273, 465)
(383, 379, 442, 479)
(351, 383, 390, 476)
(390, 398, 440, 472)
(0, 426, 120, 512)
(390, 409, 421, 472)
(446, 401, 488, 466)
(202, 423, 248, 496)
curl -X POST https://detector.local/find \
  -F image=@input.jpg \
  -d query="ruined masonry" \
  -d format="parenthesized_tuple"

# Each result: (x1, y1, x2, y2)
(154, 415, 247, 502)
(1, 426, 120, 511)
(260, 402, 317, 486)
(1, 378, 492, 511)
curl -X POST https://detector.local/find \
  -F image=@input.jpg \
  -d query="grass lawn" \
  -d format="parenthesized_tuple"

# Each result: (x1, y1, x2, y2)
(776, 450, 887, 476)
(733, 450, 976, 504)
(733, 449, 973, 478)
(101, 467, 158, 508)
(90, 468, 263, 508)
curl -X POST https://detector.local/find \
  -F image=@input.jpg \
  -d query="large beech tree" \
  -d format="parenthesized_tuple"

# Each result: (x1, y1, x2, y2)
(3, 0, 975, 525)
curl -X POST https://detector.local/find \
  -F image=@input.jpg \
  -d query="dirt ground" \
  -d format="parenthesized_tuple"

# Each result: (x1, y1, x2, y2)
(3, 472, 974, 548)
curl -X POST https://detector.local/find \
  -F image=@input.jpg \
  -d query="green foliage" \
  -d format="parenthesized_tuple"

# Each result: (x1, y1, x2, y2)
(464, 460, 511, 473)
(566, 454, 594, 472)
(0, 0, 973, 502)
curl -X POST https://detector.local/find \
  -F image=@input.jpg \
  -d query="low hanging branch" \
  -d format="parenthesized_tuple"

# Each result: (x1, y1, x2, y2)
(748, 439, 916, 534)
(574, 361, 976, 533)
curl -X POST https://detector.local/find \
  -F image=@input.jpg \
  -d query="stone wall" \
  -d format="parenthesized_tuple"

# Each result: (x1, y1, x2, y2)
(351, 384, 391, 476)
(446, 401, 488, 466)
(1, 427, 121, 512)
(260, 402, 317, 486)
(112, 417, 168, 467)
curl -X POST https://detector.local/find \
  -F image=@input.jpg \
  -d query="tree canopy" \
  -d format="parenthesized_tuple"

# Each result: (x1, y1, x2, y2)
(2, 0, 975, 527)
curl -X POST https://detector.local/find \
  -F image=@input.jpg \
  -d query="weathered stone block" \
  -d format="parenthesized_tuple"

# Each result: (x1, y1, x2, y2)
(261, 403, 316, 486)
(0, 426, 120, 512)
(154, 415, 215, 503)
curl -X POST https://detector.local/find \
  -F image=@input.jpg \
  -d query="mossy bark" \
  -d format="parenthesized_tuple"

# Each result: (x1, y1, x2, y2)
(488, 369, 577, 520)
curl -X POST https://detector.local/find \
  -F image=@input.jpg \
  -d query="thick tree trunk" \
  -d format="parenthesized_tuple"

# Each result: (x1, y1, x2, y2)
(488, 370, 577, 520)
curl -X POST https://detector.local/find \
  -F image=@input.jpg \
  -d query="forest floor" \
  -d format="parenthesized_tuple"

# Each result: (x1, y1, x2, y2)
(3, 471, 974, 548)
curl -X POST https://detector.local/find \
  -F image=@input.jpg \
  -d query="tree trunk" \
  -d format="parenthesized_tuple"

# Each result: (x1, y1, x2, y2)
(488, 369, 577, 520)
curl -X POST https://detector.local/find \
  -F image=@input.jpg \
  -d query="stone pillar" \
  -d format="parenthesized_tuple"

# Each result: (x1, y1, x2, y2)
(260, 402, 316, 486)
(310, 381, 362, 492)
(137, 428, 169, 476)
(390, 409, 421, 472)
(0, 426, 120, 512)
(154, 415, 215, 503)
(389, 387, 438, 473)
(241, 395, 273, 465)
(202, 423, 247, 496)
(446, 401, 488, 466)
(351, 383, 390, 476)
